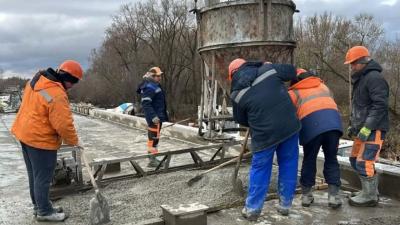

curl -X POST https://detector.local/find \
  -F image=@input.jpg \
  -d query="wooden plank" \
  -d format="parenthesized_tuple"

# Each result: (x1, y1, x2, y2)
(155, 155, 169, 171)
(164, 155, 172, 169)
(210, 146, 224, 161)
(130, 160, 146, 177)
(190, 152, 204, 166)
(96, 163, 108, 182)
(99, 156, 236, 183)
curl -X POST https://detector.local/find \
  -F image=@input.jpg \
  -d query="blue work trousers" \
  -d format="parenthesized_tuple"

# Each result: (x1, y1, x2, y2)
(21, 142, 57, 216)
(245, 133, 299, 213)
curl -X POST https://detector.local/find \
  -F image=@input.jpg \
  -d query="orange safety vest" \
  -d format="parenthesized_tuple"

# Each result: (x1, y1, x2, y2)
(11, 74, 78, 150)
(288, 77, 338, 120)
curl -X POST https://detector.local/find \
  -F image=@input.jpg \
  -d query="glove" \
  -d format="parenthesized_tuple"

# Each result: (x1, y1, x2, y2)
(357, 126, 371, 142)
(346, 126, 357, 139)
(152, 116, 160, 124)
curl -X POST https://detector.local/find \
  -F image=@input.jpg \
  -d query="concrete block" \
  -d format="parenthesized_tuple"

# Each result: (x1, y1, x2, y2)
(136, 218, 165, 225)
(161, 203, 209, 225)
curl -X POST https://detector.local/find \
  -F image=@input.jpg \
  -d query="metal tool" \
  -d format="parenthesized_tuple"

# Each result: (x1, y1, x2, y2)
(231, 128, 250, 197)
(186, 151, 252, 186)
(81, 147, 111, 225)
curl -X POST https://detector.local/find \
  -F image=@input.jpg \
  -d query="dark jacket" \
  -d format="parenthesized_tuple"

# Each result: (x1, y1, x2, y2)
(351, 60, 389, 132)
(230, 62, 301, 152)
(136, 79, 169, 125)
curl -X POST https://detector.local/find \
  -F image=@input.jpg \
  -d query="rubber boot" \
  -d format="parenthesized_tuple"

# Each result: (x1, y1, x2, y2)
(328, 185, 342, 209)
(241, 207, 260, 221)
(349, 175, 378, 207)
(351, 175, 379, 200)
(301, 186, 314, 207)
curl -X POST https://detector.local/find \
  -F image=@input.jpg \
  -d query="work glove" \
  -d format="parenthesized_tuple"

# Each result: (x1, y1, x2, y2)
(346, 126, 357, 139)
(357, 126, 371, 142)
(152, 116, 160, 124)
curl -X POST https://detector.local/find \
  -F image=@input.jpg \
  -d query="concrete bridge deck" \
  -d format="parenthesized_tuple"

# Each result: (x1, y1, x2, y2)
(1, 112, 400, 225)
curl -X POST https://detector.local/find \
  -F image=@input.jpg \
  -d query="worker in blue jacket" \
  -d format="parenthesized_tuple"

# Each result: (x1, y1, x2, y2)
(228, 59, 301, 221)
(137, 67, 169, 167)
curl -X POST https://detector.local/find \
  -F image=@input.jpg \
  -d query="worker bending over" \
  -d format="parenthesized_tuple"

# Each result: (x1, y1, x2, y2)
(228, 59, 301, 221)
(289, 68, 343, 209)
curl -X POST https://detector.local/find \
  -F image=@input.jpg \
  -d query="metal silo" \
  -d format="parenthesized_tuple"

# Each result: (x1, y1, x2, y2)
(195, 0, 297, 139)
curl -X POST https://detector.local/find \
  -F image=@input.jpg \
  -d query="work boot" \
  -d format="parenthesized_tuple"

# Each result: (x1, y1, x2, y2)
(147, 155, 163, 168)
(328, 185, 342, 209)
(350, 175, 380, 200)
(36, 211, 67, 222)
(349, 175, 378, 207)
(34, 206, 63, 217)
(241, 207, 260, 221)
(276, 205, 289, 216)
(301, 186, 314, 207)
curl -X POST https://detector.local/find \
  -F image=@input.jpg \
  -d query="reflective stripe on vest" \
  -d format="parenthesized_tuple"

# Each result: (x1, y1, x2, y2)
(141, 97, 152, 102)
(292, 88, 332, 108)
(232, 69, 277, 104)
(39, 90, 53, 103)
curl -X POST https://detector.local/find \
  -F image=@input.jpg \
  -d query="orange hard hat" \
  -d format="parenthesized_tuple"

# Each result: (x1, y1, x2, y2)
(228, 58, 246, 81)
(148, 67, 163, 76)
(344, 46, 370, 64)
(296, 68, 307, 76)
(59, 60, 83, 80)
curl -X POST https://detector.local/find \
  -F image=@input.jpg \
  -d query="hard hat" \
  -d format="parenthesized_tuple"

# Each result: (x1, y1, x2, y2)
(344, 46, 370, 64)
(59, 60, 83, 80)
(296, 68, 307, 76)
(228, 58, 246, 80)
(148, 67, 163, 76)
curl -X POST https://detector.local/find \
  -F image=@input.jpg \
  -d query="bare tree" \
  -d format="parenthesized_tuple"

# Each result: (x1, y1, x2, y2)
(71, 0, 200, 118)
(350, 13, 384, 51)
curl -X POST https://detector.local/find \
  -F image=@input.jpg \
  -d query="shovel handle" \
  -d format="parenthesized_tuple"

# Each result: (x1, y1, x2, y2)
(162, 118, 191, 129)
(79, 146, 99, 190)
(232, 129, 250, 180)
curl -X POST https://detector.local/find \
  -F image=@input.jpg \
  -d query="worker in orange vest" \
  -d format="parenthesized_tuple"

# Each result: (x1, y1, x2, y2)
(289, 69, 343, 209)
(344, 46, 389, 207)
(11, 60, 83, 222)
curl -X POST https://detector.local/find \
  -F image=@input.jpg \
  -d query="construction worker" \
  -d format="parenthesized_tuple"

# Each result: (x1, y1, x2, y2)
(228, 59, 301, 221)
(137, 67, 169, 167)
(11, 60, 83, 222)
(344, 46, 389, 207)
(289, 69, 343, 209)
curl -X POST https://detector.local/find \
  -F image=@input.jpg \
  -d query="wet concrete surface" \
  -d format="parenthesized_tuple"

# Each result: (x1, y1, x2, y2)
(208, 191, 400, 225)
(1, 113, 400, 225)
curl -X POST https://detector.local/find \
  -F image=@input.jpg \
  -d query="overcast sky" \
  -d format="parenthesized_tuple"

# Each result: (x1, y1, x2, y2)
(0, 0, 399, 78)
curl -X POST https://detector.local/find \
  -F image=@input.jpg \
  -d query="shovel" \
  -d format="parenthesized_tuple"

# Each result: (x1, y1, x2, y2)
(231, 128, 250, 197)
(186, 151, 252, 186)
(81, 147, 111, 225)
(187, 129, 251, 187)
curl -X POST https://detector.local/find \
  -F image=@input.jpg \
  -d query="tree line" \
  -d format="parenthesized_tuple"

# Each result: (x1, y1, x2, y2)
(1, 0, 399, 159)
